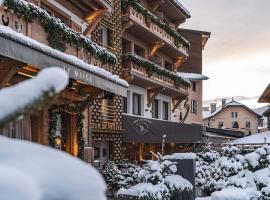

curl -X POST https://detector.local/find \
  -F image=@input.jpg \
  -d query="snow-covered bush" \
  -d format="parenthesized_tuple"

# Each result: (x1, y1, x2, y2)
(199, 145, 270, 199)
(102, 160, 141, 191)
(196, 140, 221, 196)
(117, 153, 192, 200)
(0, 135, 107, 200)
(196, 145, 244, 196)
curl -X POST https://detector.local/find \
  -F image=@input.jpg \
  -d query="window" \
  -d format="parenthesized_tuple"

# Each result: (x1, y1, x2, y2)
(152, 99, 159, 119)
(231, 112, 238, 118)
(122, 97, 127, 113)
(162, 101, 169, 120)
(192, 82, 196, 91)
(191, 99, 198, 114)
(94, 147, 100, 159)
(246, 121, 251, 129)
(101, 26, 112, 47)
(165, 61, 173, 71)
(232, 121, 239, 128)
(134, 44, 145, 58)
(132, 93, 141, 116)
(218, 121, 224, 129)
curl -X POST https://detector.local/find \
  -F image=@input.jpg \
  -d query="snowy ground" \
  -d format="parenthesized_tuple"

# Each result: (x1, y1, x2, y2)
(0, 136, 106, 200)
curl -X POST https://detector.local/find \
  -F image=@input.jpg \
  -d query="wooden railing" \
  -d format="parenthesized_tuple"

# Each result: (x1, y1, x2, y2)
(0, 6, 113, 72)
(124, 6, 188, 55)
(123, 60, 189, 93)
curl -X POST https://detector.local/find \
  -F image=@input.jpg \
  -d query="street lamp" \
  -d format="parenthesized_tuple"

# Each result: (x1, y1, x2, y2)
(161, 134, 166, 156)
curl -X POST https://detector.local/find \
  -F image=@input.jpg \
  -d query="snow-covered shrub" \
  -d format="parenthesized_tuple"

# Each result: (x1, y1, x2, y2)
(117, 153, 192, 200)
(102, 160, 141, 191)
(196, 141, 221, 196)
(203, 145, 270, 199)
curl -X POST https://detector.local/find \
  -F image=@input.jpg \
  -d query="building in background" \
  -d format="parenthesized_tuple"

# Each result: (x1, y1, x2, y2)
(177, 29, 210, 125)
(0, 0, 127, 164)
(203, 99, 262, 136)
(258, 84, 270, 131)
(120, 0, 210, 160)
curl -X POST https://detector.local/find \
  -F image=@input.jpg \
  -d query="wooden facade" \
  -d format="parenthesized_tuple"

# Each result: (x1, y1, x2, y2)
(0, 0, 127, 163)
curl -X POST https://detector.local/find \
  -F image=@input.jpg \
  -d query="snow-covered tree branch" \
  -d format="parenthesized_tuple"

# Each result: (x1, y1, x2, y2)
(0, 67, 68, 128)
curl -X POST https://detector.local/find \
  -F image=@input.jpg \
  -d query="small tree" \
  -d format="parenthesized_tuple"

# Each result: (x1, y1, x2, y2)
(196, 138, 221, 196)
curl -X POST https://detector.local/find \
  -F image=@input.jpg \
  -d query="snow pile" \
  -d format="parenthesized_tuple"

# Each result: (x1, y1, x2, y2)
(117, 153, 192, 200)
(0, 135, 106, 200)
(164, 152, 196, 160)
(177, 72, 209, 81)
(231, 131, 270, 145)
(0, 67, 68, 124)
(0, 25, 128, 87)
(211, 187, 261, 200)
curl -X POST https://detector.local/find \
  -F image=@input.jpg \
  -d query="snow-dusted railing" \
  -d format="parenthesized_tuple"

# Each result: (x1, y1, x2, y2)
(1, 0, 116, 65)
(122, 0, 190, 56)
(122, 53, 190, 92)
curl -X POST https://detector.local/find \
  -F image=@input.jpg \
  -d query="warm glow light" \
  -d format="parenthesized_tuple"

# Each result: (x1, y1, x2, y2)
(150, 42, 164, 57)
(85, 9, 107, 23)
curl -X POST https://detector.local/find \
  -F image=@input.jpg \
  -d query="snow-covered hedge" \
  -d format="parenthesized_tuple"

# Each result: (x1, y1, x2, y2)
(117, 153, 192, 200)
(0, 135, 106, 200)
(196, 145, 270, 200)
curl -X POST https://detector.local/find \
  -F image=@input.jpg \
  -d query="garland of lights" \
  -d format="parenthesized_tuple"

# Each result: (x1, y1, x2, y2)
(121, 0, 190, 49)
(4, 0, 116, 65)
(122, 53, 190, 88)
(48, 105, 85, 160)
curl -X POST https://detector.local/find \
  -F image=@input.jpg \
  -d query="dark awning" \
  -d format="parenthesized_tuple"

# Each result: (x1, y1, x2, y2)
(122, 114, 203, 143)
(0, 31, 127, 97)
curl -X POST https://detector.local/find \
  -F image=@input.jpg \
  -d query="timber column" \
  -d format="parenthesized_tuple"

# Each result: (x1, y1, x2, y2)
(90, 0, 123, 163)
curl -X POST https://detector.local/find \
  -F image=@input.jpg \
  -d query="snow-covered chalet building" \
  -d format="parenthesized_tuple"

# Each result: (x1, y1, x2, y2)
(203, 100, 262, 136)
(258, 83, 270, 131)
(0, 0, 128, 164)
(0, 0, 211, 165)
(120, 0, 210, 161)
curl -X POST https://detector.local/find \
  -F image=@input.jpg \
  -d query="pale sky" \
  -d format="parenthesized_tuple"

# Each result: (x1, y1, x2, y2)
(181, 0, 270, 100)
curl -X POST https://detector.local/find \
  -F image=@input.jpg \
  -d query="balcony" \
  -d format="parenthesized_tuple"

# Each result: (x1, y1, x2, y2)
(122, 53, 189, 98)
(0, 0, 116, 72)
(122, 4, 189, 58)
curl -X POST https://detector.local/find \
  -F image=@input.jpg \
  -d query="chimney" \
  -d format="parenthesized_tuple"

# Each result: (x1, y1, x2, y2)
(210, 103, 216, 113)
(222, 99, 226, 108)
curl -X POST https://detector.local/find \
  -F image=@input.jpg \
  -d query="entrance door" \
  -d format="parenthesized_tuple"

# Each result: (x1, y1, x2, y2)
(93, 141, 110, 168)
(62, 112, 77, 156)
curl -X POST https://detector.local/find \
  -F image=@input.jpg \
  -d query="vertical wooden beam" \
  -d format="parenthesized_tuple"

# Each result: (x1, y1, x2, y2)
(83, 9, 107, 36)
(149, 41, 164, 58)
(0, 66, 19, 87)
(173, 56, 186, 72)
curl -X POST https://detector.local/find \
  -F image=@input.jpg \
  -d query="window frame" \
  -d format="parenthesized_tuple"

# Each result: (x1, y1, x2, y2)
(132, 93, 142, 116)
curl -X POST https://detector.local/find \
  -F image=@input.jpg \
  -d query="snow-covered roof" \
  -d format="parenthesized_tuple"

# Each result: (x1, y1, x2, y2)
(0, 25, 128, 88)
(0, 136, 106, 200)
(231, 131, 270, 145)
(203, 100, 262, 119)
(170, 0, 191, 18)
(177, 72, 209, 81)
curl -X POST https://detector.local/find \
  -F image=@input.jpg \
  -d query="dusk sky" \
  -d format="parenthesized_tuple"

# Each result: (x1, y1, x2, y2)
(181, 0, 270, 101)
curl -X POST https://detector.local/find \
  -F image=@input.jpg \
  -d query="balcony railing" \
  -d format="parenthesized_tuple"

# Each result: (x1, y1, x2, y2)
(122, 53, 189, 94)
(0, 0, 115, 71)
(122, 3, 189, 56)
